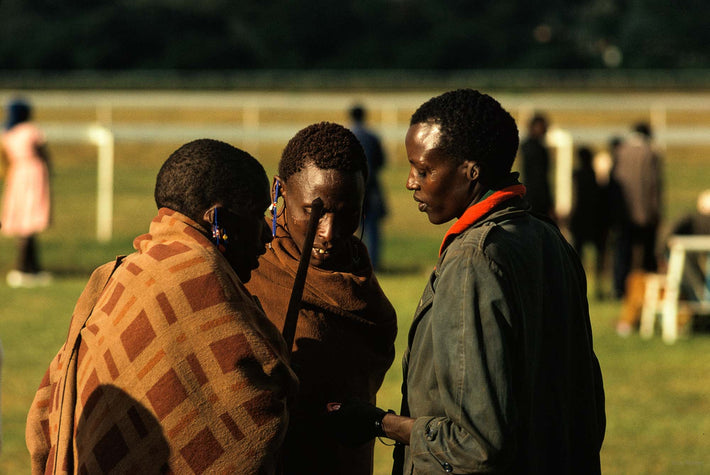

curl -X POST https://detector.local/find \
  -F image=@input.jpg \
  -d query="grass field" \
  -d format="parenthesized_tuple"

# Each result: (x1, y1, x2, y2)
(1, 111, 710, 474)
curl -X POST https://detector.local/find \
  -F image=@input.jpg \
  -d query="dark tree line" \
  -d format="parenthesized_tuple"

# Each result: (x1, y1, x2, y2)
(1, 0, 708, 70)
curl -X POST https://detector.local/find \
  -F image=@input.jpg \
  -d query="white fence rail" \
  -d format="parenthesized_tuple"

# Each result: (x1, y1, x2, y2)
(3, 90, 710, 241)
(7, 90, 710, 148)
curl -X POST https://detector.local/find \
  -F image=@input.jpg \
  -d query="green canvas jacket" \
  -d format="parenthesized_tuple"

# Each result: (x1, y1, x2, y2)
(396, 199, 605, 474)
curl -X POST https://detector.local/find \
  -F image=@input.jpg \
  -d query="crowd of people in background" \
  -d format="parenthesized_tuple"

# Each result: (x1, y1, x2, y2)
(520, 113, 658, 299)
(520, 112, 710, 337)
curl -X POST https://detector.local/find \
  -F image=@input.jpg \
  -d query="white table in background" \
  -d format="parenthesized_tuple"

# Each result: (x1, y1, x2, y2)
(649, 235, 710, 344)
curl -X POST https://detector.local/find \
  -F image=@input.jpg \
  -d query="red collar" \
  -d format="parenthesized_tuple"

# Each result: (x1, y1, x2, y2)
(439, 184, 526, 256)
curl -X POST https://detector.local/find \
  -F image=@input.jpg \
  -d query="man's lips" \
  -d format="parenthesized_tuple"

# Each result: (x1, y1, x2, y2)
(413, 196, 427, 212)
(311, 246, 332, 259)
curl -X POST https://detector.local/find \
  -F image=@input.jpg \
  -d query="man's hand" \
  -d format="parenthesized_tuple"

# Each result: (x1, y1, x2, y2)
(324, 399, 387, 447)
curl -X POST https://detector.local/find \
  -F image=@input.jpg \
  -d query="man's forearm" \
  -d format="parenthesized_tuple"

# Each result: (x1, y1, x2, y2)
(381, 413, 415, 445)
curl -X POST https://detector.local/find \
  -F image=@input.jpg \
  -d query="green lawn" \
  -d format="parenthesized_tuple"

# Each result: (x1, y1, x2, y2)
(1, 139, 709, 474)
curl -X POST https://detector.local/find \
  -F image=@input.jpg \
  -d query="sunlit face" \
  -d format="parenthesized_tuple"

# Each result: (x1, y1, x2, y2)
(405, 122, 476, 225)
(281, 162, 365, 269)
(213, 203, 272, 283)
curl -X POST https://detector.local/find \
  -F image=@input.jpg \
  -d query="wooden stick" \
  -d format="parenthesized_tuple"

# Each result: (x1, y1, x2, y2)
(282, 197, 324, 354)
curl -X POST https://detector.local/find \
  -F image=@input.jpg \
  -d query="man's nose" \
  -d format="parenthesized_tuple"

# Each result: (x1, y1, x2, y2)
(317, 213, 336, 242)
(406, 169, 418, 190)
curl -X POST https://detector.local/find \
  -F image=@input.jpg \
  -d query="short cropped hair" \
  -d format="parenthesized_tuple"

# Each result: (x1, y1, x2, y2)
(633, 122, 652, 138)
(5, 98, 31, 130)
(155, 139, 269, 222)
(528, 113, 548, 129)
(410, 89, 519, 184)
(578, 146, 593, 166)
(349, 105, 365, 123)
(278, 122, 368, 182)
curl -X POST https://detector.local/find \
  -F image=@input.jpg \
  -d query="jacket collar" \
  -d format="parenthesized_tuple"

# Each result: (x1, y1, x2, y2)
(439, 183, 526, 256)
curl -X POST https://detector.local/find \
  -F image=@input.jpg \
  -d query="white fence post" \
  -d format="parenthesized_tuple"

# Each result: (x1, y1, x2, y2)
(650, 103, 667, 152)
(547, 128, 574, 220)
(88, 125, 114, 242)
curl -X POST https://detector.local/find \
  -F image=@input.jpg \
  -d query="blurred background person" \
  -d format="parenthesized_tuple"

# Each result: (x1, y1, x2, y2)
(667, 189, 710, 304)
(604, 135, 625, 234)
(615, 189, 710, 336)
(667, 189, 710, 238)
(247, 122, 397, 475)
(520, 112, 554, 219)
(611, 122, 663, 299)
(1, 98, 52, 288)
(349, 104, 388, 271)
(570, 145, 611, 299)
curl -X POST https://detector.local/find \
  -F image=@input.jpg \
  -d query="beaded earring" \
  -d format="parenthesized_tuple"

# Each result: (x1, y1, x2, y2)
(270, 180, 281, 238)
(211, 208, 228, 253)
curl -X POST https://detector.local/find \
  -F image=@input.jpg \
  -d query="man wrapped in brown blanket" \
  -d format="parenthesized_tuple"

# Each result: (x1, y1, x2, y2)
(246, 122, 397, 474)
(26, 139, 298, 474)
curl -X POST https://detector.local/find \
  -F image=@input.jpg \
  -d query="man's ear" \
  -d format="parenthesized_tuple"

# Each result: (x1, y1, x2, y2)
(462, 161, 480, 182)
(202, 204, 221, 224)
(273, 176, 286, 200)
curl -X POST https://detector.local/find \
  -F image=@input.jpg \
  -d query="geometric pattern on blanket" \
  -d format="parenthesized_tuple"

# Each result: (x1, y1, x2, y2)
(27, 209, 297, 474)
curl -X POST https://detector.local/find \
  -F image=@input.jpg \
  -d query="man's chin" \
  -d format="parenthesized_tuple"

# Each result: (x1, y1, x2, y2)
(428, 214, 444, 225)
(308, 255, 328, 269)
(310, 251, 351, 271)
(428, 212, 454, 226)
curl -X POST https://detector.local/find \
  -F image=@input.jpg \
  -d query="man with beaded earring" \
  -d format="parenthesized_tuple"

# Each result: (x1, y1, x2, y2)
(27, 139, 297, 474)
(327, 90, 605, 474)
(246, 122, 397, 475)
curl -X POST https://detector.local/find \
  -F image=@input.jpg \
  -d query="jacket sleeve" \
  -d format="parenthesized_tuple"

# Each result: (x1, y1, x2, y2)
(409, 243, 516, 473)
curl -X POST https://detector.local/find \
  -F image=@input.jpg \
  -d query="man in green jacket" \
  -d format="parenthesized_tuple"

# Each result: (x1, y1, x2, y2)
(328, 89, 605, 474)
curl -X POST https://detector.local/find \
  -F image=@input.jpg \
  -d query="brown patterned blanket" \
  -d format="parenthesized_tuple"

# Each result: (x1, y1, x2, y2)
(26, 208, 297, 474)
(246, 215, 397, 475)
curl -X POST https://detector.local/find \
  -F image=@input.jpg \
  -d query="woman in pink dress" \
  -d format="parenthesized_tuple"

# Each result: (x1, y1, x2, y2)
(1, 99, 52, 287)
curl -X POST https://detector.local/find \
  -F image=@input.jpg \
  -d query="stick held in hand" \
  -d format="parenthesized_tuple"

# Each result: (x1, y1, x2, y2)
(282, 197, 324, 353)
